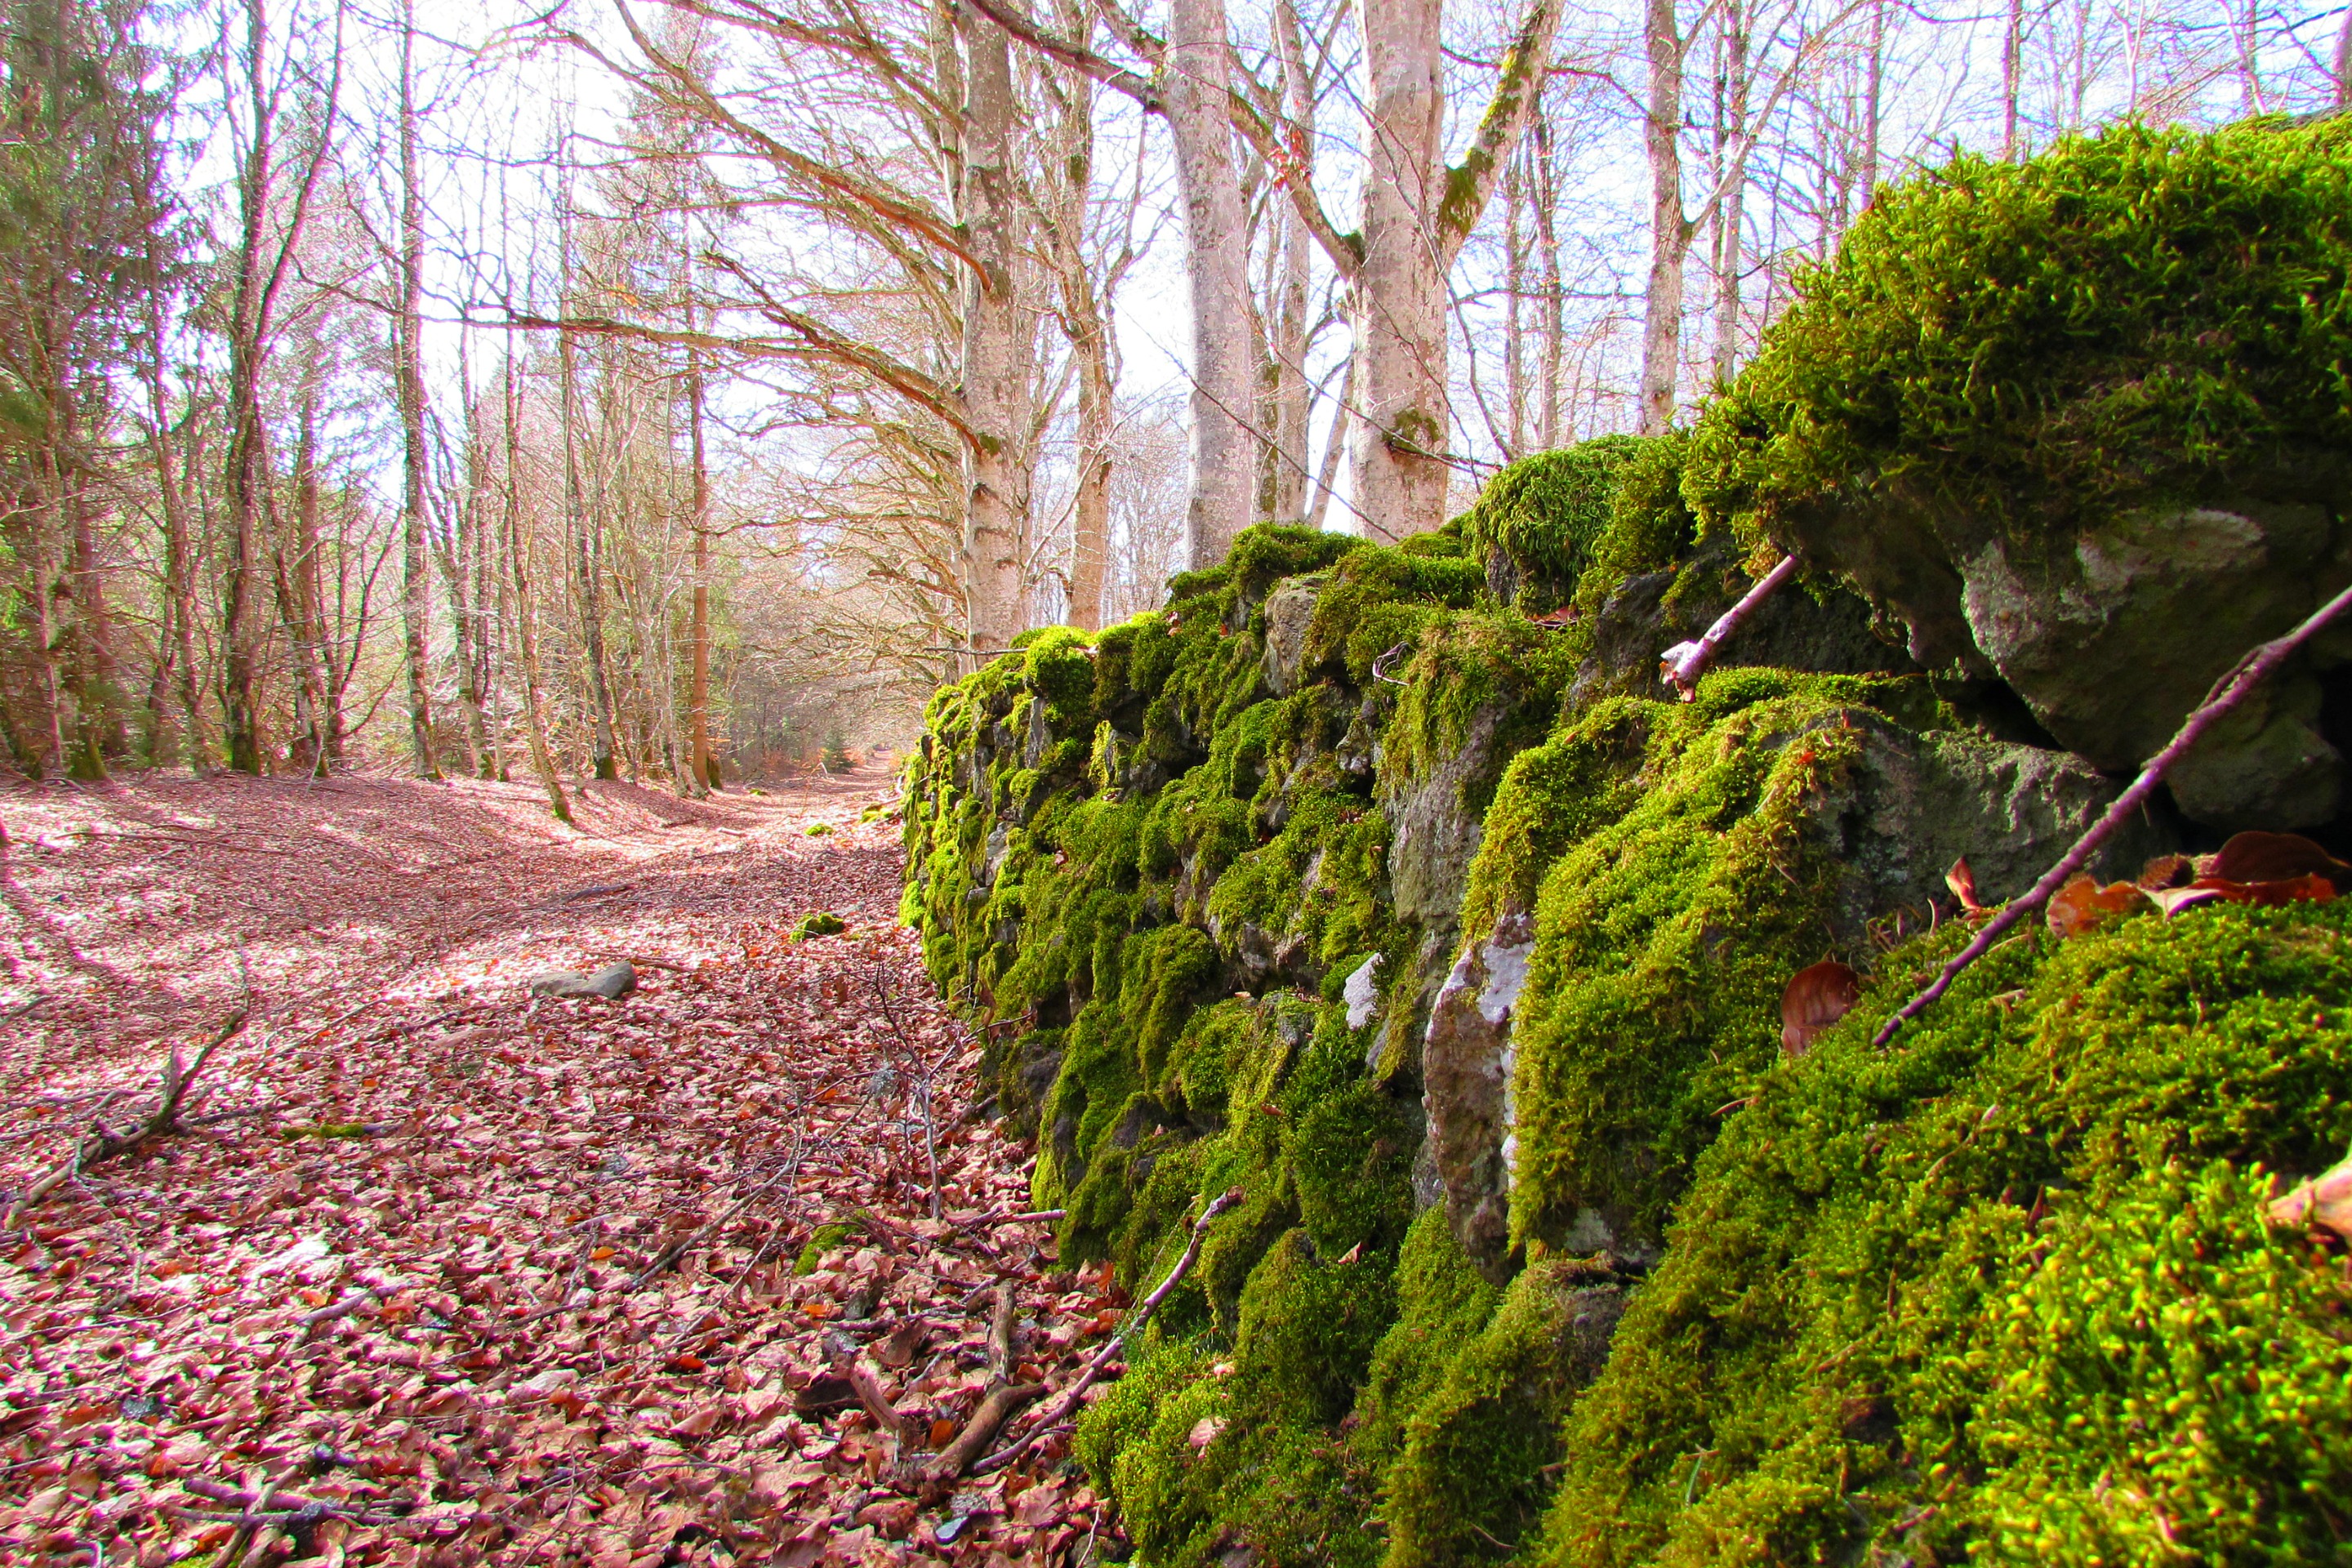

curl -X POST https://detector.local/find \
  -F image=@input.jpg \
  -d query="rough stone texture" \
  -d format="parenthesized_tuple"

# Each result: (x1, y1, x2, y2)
(528, 960, 637, 1000)
(1420, 914, 1535, 1283)
(1420, 707, 2172, 1276)
(1260, 578, 1322, 697)
(1780, 465, 2352, 828)
(1568, 530, 1915, 712)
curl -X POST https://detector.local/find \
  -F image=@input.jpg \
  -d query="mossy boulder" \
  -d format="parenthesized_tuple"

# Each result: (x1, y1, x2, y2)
(1689, 120, 2352, 829)
(1529, 896, 2352, 1566)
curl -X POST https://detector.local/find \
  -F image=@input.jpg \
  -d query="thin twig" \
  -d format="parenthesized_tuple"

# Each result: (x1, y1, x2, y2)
(1873, 576, 2352, 1046)
(1659, 553, 1799, 700)
(973, 1187, 1242, 1476)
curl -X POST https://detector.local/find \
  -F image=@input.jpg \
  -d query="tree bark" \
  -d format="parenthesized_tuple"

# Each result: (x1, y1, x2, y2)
(1164, 0, 1258, 568)
(395, 0, 441, 780)
(504, 349, 571, 822)
(1639, 0, 1690, 434)
(956, 6, 1027, 661)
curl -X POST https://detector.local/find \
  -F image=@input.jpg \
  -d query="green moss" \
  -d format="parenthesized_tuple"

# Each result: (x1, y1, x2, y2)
(793, 1221, 854, 1276)
(1505, 671, 1931, 1247)
(1686, 119, 2352, 553)
(1236, 1229, 1401, 1426)
(1531, 897, 2352, 1566)
(1382, 1257, 1621, 1565)
(1463, 437, 1650, 611)
(793, 910, 846, 938)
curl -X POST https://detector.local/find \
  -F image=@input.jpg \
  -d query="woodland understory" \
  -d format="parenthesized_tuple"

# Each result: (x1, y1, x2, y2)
(0, 763, 1127, 1566)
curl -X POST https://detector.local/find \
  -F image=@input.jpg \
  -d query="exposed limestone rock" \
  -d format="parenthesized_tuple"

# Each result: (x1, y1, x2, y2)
(528, 960, 637, 1000)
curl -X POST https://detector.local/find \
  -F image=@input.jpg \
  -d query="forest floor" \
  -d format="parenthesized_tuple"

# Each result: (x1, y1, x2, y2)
(0, 763, 1122, 1567)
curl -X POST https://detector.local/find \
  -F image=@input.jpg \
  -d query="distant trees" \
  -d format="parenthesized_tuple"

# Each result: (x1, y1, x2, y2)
(0, 0, 2343, 791)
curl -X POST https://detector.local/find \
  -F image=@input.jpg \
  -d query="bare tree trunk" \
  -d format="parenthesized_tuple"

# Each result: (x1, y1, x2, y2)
(1709, 2, 1750, 393)
(1268, 0, 1314, 520)
(2336, 3, 2352, 109)
(1502, 152, 1526, 459)
(957, 7, 1027, 660)
(1348, 0, 1448, 538)
(395, 0, 440, 779)
(1532, 105, 1562, 449)
(2001, 0, 2023, 159)
(1639, 0, 1690, 434)
(687, 337, 716, 790)
(504, 350, 571, 822)
(1164, 0, 1257, 566)
(556, 214, 620, 779)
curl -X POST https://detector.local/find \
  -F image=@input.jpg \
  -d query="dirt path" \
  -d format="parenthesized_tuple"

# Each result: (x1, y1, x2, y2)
(0, 770, 1116, 1566)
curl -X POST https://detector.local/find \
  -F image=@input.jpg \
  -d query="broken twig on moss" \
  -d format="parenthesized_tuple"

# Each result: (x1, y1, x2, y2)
(1659, 553, 1799, 700)
(1873, 576, 2352, 1046)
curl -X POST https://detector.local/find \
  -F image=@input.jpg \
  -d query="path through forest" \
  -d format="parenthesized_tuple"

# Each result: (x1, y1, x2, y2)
(0, 766, 1118, 1566)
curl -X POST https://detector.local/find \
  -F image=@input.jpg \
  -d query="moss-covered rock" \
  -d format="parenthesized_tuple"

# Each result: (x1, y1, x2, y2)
(1687, 119, 2352, 829)
(1530, 896, 2352, 1566)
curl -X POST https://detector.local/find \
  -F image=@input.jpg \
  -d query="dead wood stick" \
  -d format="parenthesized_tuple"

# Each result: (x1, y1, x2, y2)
(973, 1187, 1242, 1476)
(1659, 552, 1799, 700)
(986, 1284, 1019, 1384)
(930, 1382, 1045, 1479)
(1873, 575, 2352, 1047)
(7, 1006, 251, 1224)
(844, 1361, 910, 1441)
(299, 1286, 382, 1338)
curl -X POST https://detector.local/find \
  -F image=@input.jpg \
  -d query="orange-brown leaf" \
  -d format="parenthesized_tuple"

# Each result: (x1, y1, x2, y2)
(2207, 831, 2348, 888)
(2047, 875, 2150, 938)
(1780, 960, 1862, 1058)
(2269, 1153, 2352, 1239)
(1944, 856, 1985, 915)
(2136, 853, 2198, 890)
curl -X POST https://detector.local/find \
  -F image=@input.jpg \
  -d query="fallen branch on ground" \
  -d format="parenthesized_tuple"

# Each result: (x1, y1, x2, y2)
(7, 1004, 252, 1224)
(1873, 575, 2352, 1046)
(1659, 553, 1799, 700)
(918, 1285, 1041, 1484)
(973, 1187, 1242, 1476)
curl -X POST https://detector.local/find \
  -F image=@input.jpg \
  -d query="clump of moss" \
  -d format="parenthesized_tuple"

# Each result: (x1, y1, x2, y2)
(793, 1219, 855, 1276)
(1503, 670, 1934, 1248)
(1462, 437, 1649, 611)
(793, 910, 846, 938)
(1687, 119, 2352, 552)
(1530, 896, 2352, 1566)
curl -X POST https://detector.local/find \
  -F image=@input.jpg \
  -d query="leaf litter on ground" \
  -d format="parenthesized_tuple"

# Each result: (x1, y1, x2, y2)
(0, 764, 1120, 1566)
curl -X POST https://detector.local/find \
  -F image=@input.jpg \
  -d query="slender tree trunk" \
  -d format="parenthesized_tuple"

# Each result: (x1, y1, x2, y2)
(1163, 0, 1258, 567)
(1268, 0, 1314, 521)
(504, 350, 570, 822)
(1069, 320, 1114, 630)
(141, 252, 203, 769)
(1348, 0, 1449, 538)
(1709, 2, 1750, 392)
(2001, 0, 2023, 159)
(1639, 0, 1690, 434)
(395, 0, 440, 779)
(1502, 154, 1527, 459)
(218, 0, 278, 775)
(957, 7, 1027, 660)
(686, 334, 715, 791)
(1532, 106, 1562, 449)
(2336, 3, 2352, 109)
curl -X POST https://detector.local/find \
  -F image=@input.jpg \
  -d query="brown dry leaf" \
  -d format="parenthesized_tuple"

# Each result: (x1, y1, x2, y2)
(2137, 853, 2198, 890)
(2269, 1153, 2352, 1238)
(2047, 874, 2152, 938)
(1945, 856, 1986, 915)
(2207, 831, 2350, 889)
(0, 764, 1115, 1565)
(1780, 960, 1862, 1058)
(2146, 884, 2232, 917)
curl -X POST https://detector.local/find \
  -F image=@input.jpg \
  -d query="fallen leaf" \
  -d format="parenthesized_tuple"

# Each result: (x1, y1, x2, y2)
(1780, 960, 1862, 1058)
(2047, 874, 2151, 938)
(1945, 856, 1985, 915)
(2207, 831, 2350, 889)
(2136, 853, 2197, 890)
(2269, 1152, 2352, 1239)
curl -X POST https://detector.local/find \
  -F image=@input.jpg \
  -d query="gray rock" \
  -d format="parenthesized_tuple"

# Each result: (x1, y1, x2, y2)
(1261, 578, 1322, 697)
(1568, 528, 1915, 711)
(528, 960, 638, 1000)
(1778, 466, 2352, 828)
(1420, 913, 1534, 1282)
